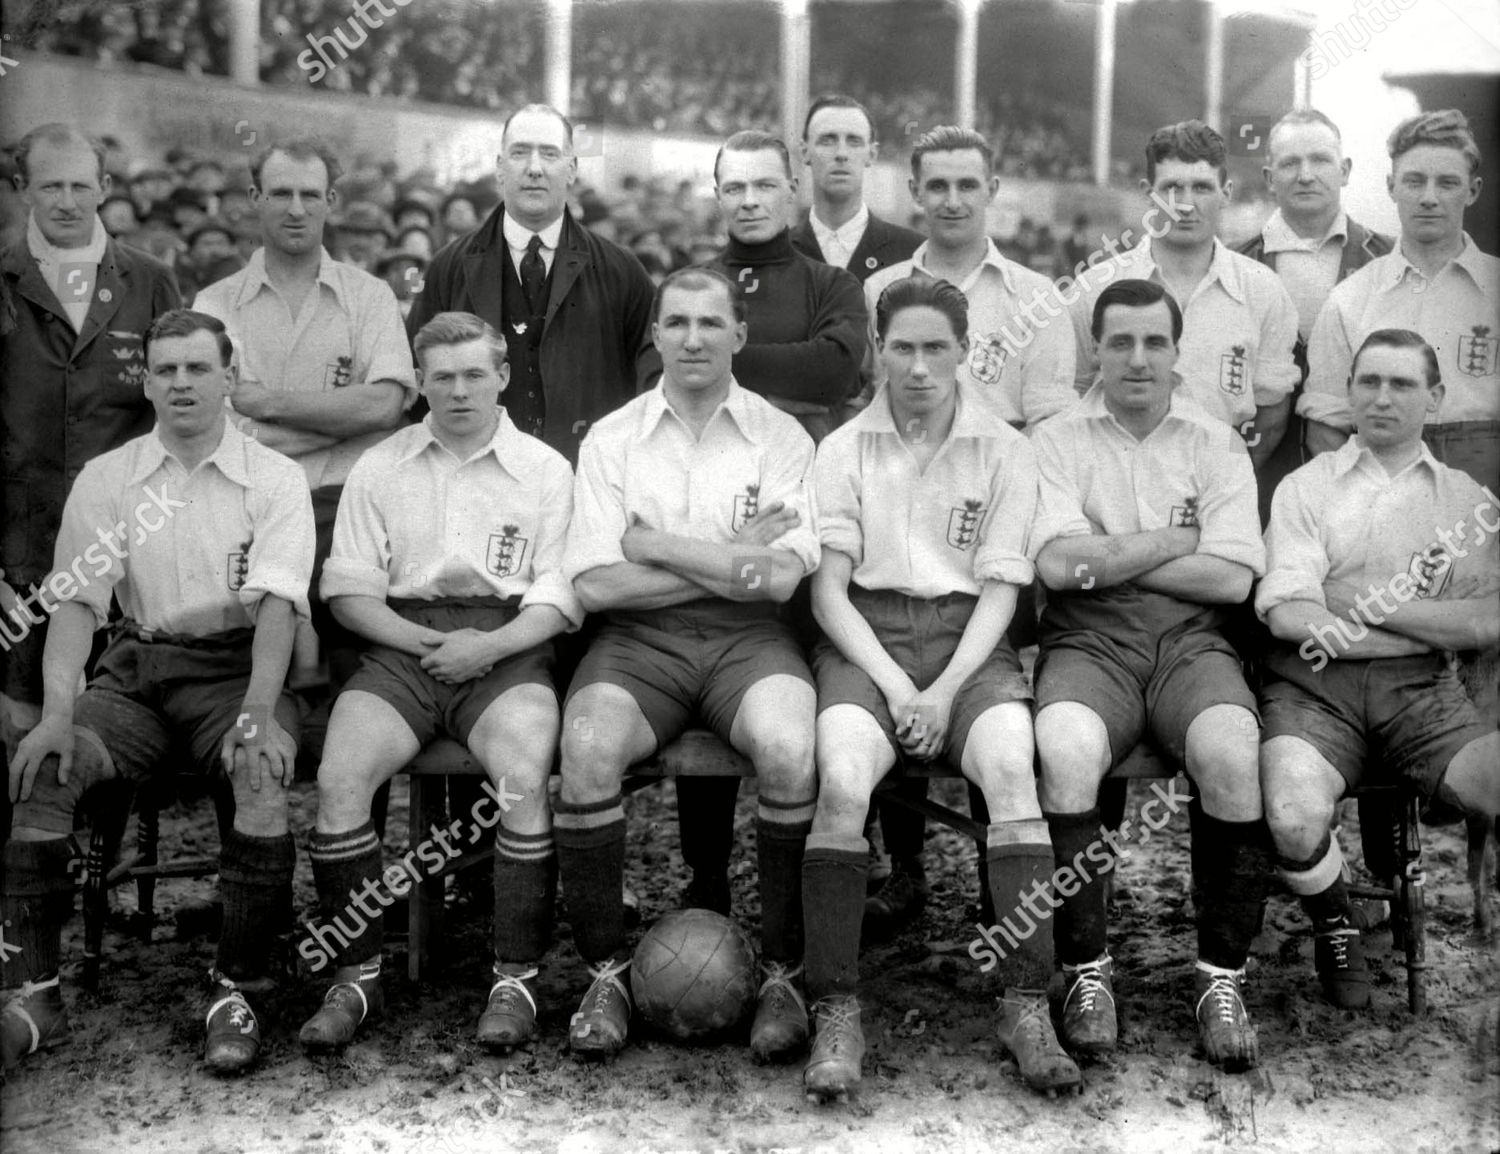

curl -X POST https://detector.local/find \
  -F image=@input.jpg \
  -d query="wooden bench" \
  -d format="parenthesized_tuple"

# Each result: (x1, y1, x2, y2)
(394, 730, 1179, 980)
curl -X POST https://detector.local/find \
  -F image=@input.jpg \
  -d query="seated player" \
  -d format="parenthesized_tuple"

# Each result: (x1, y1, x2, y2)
(3, 310, 313, 1074)
(1031, 279, 1272, 1071)
(297, 313, 580, 1052)
(557, 267, 820, 1062)
(801, 276, 1079, 1101)
(1258, 328, 1499, 1007)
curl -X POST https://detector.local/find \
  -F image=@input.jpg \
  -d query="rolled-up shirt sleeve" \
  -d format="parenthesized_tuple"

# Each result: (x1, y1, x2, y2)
(1300, 290, 1355, 430)
(1194, 428, 1266, 576)
(813, 430, 864, 565)
(320, 454, 391, 602)
(521, 455, 584, 628)
(761, 421, 821, 575)
(1028, 422, 1093, 558)
(1255, 473, 1331, 621)
(243, 455, 315, 622)
(563, 431, 631, 583)
(974, 434, 1037, 586)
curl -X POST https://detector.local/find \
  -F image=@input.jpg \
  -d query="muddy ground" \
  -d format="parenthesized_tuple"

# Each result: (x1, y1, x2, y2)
(2, 770, 1497, 1154)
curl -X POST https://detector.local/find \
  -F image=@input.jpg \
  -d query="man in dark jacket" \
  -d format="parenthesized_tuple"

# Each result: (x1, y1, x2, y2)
(407, 104, 658, 467)
(1, 123, 180, 761)
(1234, 109, 1391, 521)
(791, 95, 922, 286)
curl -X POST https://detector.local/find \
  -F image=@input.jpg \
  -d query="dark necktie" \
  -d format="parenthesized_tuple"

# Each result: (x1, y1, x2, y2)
(520, 233, 546, 313)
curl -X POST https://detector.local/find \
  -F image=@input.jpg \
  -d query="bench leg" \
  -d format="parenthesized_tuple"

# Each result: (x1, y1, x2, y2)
(408, 777, 446, 982)
(1400, 793, 1426, 1015)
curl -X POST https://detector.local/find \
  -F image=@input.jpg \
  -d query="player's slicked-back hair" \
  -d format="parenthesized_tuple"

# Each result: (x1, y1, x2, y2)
(1266, 109, 1343, 159)
(501, 103, 576, 151)
(144, 309, 234, 367)
(1387, 109, 1482, 177)
(652, 266, 746, 324)
(413, 311, 508, 373)
(250, 137, 342, 191)
(714, 131, 793, 184)
(1144, 119, 1228, 186)
(909, 125, 994, 179)
(14, 123, 107, 183)
(1091, 278, 1183, 345)
(875, 276, 970, 344)
(803, 94, 878, 143)
(1351, 328, 1441, 389)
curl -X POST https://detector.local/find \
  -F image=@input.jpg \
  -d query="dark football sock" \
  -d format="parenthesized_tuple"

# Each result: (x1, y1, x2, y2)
(1277, 830, 1351, 931)
(493, 826, 556, 964)
(1, 837, 76, 986)
(1044, 808, 1110, 966)
(676, 775, 739, 880)
(307, 821, 384, 969)
(1191, 806, 1275, 969)
(879, 782, 928, 868)
(985, 820, 1057, 992)
(802, 834, 868, 1000)
(216, 830, 295, 982)
(756, 796, 815, 964)
(553, 795, 626, 964)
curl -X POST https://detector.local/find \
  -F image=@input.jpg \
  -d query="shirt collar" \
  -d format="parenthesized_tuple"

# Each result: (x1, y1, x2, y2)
(399, 409, 526, 479)
(1331, 434, 1442, 481)
(1076, 375, 1213, 432)
(641, 377, 759, 444)
(1137, 234, 1246, 305)
(859, 382, 994, 441)
(26, 212, 108, 266)
(1383, 232, 1490, 290)
(234, 247, 346, 309)
(810, 203, 869, 244)
(910, 237, 1016, 295)
(503, 211, 565, 254)
(1261, 208, 1349, 254)
(129, 419, 254, 487)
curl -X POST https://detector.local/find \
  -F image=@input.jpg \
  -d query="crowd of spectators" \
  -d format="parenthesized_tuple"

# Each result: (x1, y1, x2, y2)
(17, 0, 1095, 178)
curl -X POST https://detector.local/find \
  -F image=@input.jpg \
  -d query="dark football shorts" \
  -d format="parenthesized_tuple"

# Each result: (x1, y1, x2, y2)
(1260, 645, 1493, 796)
(564, 599, 811, 748)
(17, 622, 300, 834)
(341, 596, 556, 748)
(813, 586, 1030, 764)
(1034, 584, 1256, 767)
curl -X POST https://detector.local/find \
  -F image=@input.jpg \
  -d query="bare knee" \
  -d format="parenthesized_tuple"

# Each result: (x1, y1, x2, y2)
(1035, 704, 1109, 812)
(746, 726, 816, 798)
(1261, 737, 1341, 857)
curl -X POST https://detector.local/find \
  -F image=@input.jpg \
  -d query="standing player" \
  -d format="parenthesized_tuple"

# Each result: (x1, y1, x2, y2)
(556, 267, 820, 1063)
(1033, 279, 1272, 1071)
(802, 276, 1078, 1101)
(1236, 110, 1391, 520)
(706, 130, 868, 443)
(1068, 120, 1299, 471)
(1302, 110, 1498, 489)
(3, 310, 313, 1073)
(298, 312, 579, 1053)
(1259, 329, 1498, 1007)
(790, 94, 923, 283)
(865, 126, 1076, 429)
(193, 138, 416, 688)
(408, 103, 658, 464)
(861, 125, 1076, 932)
(2, 123, 181, 764)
